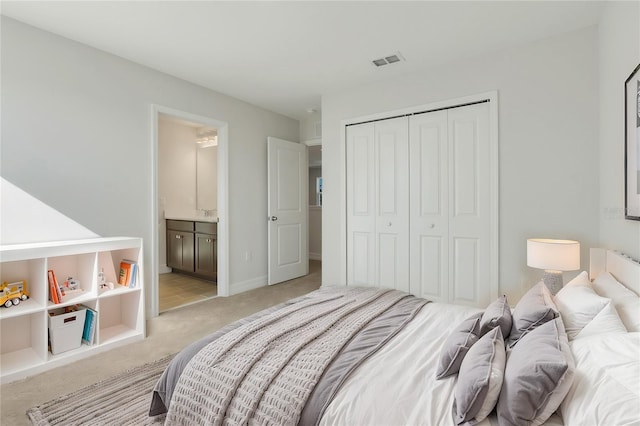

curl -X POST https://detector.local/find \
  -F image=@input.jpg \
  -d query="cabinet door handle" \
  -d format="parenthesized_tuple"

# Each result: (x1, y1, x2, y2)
(206, 238, 212, 243)
(175, 234, 182, 239)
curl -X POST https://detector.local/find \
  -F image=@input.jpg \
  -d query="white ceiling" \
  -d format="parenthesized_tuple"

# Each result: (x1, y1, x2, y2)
(2, 1, 604, 121)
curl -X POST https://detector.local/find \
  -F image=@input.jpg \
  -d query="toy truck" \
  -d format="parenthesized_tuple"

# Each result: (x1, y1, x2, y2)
(0, 280, 29, 308)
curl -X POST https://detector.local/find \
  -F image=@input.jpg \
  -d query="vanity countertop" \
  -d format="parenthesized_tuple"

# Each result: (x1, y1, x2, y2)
(164, 214, 218, 223)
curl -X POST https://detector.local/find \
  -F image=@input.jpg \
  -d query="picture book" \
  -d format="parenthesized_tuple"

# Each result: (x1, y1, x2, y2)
(48, 270, 60, 304)
(81, 305, 97, 345)
(118, 259, 138, 287)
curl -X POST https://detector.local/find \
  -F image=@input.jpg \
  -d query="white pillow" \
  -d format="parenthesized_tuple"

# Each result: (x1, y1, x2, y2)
(592, 271, 640, 332)
(554, 271, 610, 340)
(561, 333, 640, 426)
(574, 301, 627, 339)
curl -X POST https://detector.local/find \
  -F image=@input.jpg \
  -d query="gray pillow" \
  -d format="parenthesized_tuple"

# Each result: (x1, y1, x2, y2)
(497, 317, 575, 426)
(435, 312, 482, 379)
(454, 327, 506, 425)
(479, 295, 512, 338)
(508, 281, 558, 346)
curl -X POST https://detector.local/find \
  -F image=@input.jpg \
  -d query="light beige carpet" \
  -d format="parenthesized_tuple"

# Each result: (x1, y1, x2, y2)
(27, 355, 174, 426)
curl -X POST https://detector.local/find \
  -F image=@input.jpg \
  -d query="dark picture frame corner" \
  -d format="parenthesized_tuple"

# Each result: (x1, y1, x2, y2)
(624, 62, 640, 221)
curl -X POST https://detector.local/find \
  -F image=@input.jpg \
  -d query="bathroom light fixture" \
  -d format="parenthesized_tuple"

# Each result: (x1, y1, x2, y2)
(196, 130, 217, 147)
(527, 238, 580, 295)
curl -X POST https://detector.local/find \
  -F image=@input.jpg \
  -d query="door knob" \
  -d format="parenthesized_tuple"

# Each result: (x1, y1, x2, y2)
(270, 216, 278, 221)
(429, 224, 435, 229)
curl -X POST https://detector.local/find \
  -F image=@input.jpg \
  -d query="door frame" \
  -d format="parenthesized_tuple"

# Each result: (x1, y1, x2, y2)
(340, 91, 499, 299)
(150, 104, 230, 318)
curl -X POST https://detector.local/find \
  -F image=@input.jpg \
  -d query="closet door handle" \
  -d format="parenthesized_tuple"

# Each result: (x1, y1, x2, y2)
(429, 224, 435, 229)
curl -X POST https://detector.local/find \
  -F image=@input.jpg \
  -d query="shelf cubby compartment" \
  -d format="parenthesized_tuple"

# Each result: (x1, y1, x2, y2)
(0, 258, 47, 318)
(46, 299, 98, 361)
(97, 290, 143, 345)
(0, 311, 47, 378)
(97, 247, 141, 294)
(46, 252, 97, 307)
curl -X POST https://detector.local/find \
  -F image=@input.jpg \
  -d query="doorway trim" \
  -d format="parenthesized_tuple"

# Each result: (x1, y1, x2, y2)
(150, 104, 230, 317)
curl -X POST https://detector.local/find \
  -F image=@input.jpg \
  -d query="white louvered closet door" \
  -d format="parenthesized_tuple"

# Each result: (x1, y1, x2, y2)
(347, 117, 410, 291)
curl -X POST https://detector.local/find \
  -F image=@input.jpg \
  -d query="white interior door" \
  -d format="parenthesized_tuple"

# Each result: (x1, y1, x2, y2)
(346, 117, 409, 291)
(347, 122, 376, 286)
(447, 103, 491, 306)
(267, 137, 308, 285)
(374, 118, 410, 291)
(409, 111, 449, 301)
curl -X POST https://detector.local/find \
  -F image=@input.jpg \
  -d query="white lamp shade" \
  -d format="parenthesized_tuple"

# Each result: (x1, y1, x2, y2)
(527, 239, 580, 271)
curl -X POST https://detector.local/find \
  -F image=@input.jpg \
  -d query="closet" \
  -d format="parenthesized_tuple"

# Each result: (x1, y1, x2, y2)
(346, 101, 495, 307)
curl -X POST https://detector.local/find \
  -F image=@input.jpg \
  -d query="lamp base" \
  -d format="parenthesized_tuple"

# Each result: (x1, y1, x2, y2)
(542, 270, 563, 295)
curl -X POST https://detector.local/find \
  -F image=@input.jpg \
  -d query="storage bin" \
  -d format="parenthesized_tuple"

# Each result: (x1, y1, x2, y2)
(48, 308, 86, 355)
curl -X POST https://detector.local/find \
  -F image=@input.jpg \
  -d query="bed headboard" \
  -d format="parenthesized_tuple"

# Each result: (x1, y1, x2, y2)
(590, 248, 640, 296)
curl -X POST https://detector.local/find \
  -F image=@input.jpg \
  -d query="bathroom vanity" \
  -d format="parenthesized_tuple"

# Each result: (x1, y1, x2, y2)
(166, 218, 217, 281)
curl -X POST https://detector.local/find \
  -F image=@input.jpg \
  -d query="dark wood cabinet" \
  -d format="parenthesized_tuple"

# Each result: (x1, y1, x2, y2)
(195, 233, 217, 279)
(167, 229, 194, 271)
(166, 219, 217, 281)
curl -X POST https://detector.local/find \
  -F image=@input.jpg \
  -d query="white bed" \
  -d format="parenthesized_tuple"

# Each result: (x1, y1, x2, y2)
(150, 248, 640, 426)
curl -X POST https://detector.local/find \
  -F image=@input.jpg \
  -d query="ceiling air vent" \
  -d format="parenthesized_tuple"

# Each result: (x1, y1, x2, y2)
(372, 52, 404, 67)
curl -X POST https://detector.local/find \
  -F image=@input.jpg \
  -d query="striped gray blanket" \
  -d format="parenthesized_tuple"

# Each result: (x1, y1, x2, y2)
(152, 286, 428, 425)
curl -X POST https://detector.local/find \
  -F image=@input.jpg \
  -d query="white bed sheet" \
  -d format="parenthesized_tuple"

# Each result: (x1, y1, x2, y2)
(561, 332, 640, 426)
(319, 301, 565, 426)
(320, 302, 480, 426)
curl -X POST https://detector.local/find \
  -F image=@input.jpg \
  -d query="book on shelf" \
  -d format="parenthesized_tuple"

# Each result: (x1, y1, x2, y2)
(80, 305, 97, 345)
(118, 259, 138, 288)
(48, 270, 60, 304)
(129, 262, 138, 288)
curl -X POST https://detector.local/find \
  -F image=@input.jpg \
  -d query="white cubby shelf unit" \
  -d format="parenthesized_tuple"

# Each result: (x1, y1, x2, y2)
(0, 237, 145, 384)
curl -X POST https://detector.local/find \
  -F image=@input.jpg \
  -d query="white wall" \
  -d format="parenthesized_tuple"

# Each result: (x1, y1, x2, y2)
(0, 177, 99, 244)
(309, 206, 322, 260)
(598, 1, 640, 259)
(322, 26, 600, 302)
(1, 17, 299, 314)
(299, 111, 322, 142)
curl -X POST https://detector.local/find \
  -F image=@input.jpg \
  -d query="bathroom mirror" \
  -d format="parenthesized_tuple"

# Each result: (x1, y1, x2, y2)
(196, 143, 218, 211)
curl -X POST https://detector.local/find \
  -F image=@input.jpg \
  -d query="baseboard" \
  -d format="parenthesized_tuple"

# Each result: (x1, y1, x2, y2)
(230, 275, 267, 296)
(309, 252, 322, 261)
(159, 264, 172, 274)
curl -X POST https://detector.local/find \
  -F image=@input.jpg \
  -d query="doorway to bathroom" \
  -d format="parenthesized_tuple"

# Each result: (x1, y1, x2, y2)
(151, 105, 229, 316)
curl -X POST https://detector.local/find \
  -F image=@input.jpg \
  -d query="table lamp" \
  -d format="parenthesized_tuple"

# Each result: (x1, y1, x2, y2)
(527, 238, 580, 295)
